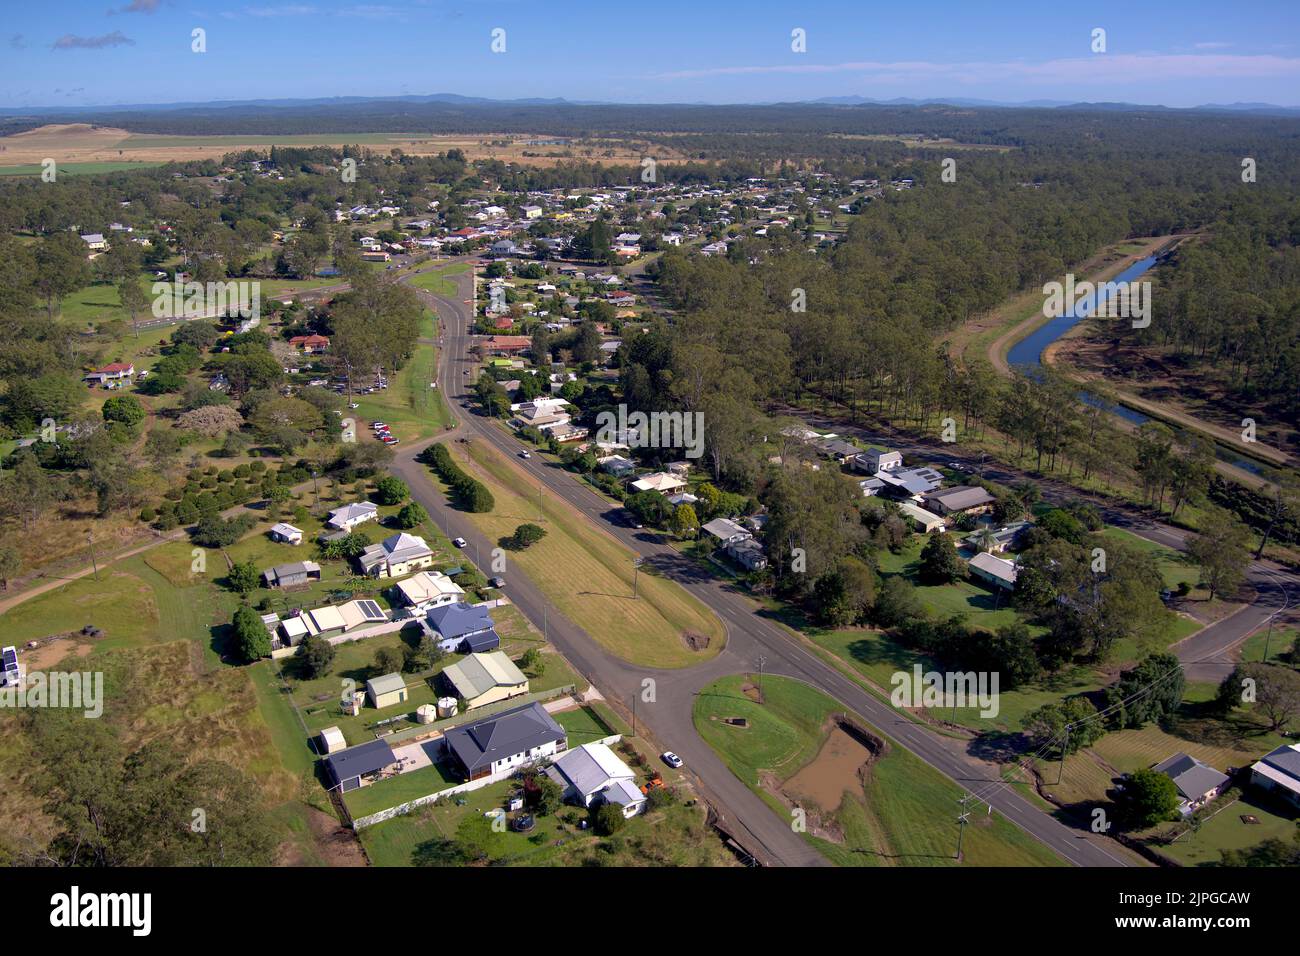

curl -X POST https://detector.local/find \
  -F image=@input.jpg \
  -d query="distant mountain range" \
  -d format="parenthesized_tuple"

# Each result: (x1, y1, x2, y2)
(3, 92, 1299, 118)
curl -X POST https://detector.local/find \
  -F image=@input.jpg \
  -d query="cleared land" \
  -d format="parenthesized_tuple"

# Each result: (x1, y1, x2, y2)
(0, 124, 678, 171)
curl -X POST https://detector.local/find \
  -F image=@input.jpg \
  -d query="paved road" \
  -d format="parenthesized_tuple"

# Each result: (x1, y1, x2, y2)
(391, 263, 1137, 868)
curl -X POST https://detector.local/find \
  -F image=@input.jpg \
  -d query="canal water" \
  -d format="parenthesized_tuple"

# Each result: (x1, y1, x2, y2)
(1006, 254, 1267, 475)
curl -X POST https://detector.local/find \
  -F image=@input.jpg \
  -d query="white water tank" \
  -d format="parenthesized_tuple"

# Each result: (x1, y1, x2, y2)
(416, 703, 436, 724)
(437, 696, 457, 719)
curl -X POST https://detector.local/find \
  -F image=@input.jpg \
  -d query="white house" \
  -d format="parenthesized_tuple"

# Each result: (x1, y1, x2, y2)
(392, 570, 464, 611)
(854, 449, 903, 473)
(269, 523, 304, 546)
(547, 742, 645, 817)
(326, 501, 379, 532)
(1250, 744, 1300, 810)
(629, 472, 688, 495)
(968, 551, 1018, 591)
(357, 532, 435, 579)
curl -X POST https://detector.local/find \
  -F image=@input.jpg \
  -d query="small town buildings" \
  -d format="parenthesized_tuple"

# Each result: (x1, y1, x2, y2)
(366, 672, 409, 709)
(968, 552, 1018, 591)
(1152, 752, 1230, 817)
(963, 521, 1031, 554)
(269, 522, 304, 545)
(324, 738, 398, 792)
(326, 501, 379, 532)
(727, 537, 769, 571)
(1249, 743, 1300, 809)
(357, 532, 435, 579)
(425, 601, 501, 654)
(260, 560, 322, 589)
(599, 455, 636, 477)
(392, 570, 464, 611)
(361, 250, 391, 262)
(876, 467, 944, 499)
(440, 651, 529, 710)
(80, 233, 108, 252)
(276, 598, 388, 646)
(443, 701, 567, 782)
(547, 742, 644, 817)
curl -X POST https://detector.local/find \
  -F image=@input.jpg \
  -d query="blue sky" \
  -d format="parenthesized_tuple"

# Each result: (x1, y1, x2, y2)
(4, 0, 1299, 109)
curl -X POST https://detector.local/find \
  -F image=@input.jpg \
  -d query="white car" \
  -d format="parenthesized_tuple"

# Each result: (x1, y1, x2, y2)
(453, 537, 468, 548)
(518, 450, 531, 459)
(661, 752, 683, 769)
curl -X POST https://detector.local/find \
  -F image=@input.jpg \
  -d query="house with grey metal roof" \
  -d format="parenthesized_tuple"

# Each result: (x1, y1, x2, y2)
(440, 651, 528, 710)
(260, 560, 321, 589)
(326, 500, 379, 531)
(923, 485, 995, 516)
(1250, 743, 1300, 809)
(1152, 752, 1230, 816)
(547, 742, 638, 811)
(357, 532, 434, 579)
(443, 701, 566, 781)
(324, 738, 398, 792)
(425, 601, 498, 653)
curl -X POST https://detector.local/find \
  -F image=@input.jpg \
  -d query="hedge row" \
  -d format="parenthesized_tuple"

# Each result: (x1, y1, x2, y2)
(425, 444, 496, 514)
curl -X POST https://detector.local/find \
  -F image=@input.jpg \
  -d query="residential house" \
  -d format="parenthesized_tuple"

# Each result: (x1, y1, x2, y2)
(425, 601, 500, 654)
(598, 455, 636, 478)
(289, 334, 330, 354)
(702, 517, 751, 547)
(269, 523, 304, 546)
(853, 449, 903, 473)
(440, 651, 529, 710)
(1249, 744, 1300, 810)
(84, 362, 135, 386)
(260, 560, 322, 589)
(326, 501, 379, 532)
(276, 598, 388, 647)
(923, 485, 996, 517)
(366, 672, 409, 709)
(80, 233, 108, 252)
(521, 205, 543, 219)
(357, 532, 435, 579)
(876, 467, 944, 499)
(1152, 753, 1230, 817)
(727, 537, 769, 571)
(324, 739, 398, 792)
(361, 250, 391, 262)
(443, 701, 567, 782)
(897, 502, 947, 534)
(968, 552, 1018, 591)
(963, 521, 1031, 554)
(629, 472, 688, 496)
(392, 570, 464, 612)
(547, 743, 645, 817)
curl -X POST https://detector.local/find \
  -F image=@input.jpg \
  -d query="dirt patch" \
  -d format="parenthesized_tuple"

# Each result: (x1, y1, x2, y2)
(782, 719, 885, 815)
(740, 681, 763, 703)
(275, 806, 368, 867)
(20, 638, 93, 670)
(681, 630, 710, 652)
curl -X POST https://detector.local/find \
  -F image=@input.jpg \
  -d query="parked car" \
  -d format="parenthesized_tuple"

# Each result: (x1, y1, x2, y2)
(453, 537, 467, 548)
(661, 752, 683, 769)
(489, 577, 506, 589)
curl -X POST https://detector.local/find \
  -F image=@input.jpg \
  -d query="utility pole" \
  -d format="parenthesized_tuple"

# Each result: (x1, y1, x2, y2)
(1056, 723, 1072, 786)
(1262, 613, 1275, 663)
(632, 557, 642, 599)
(87, 532, 99, 580)
(537, 484, 543, 522)
(955, 793, 971, 861)
(757, 654, 767, 700)
(631, 692, 637, 737)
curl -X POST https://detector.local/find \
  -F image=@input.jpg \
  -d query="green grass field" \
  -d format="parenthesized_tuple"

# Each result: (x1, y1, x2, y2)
(694, 674, 1063, 866)
(446, 438, 725, 668)
(1151, 794, 1299, 866)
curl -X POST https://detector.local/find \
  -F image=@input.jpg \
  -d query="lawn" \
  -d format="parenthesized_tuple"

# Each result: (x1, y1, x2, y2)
(1150, 793, 1299, 867)
(876, 536, 1029, 631)
(351, 312, 450, 442)
(1, 568, 160, 650)
(441, 437, 725, 668)
(694, 674, 1063, 866)
(408, 262, 470, 297)
(0, 161, 163, 176)
(357, 757, 734, 867)
(553, 704, 616, 745)
(343, 761, 460, 819)
(1100, 527, 1202, 593)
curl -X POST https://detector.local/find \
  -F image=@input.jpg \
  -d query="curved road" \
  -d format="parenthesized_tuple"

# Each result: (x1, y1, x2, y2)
(389, 261, 1138, 868)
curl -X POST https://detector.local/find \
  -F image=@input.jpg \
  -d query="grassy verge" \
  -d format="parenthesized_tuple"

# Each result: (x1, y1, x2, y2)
(693, 674, 1063, 866)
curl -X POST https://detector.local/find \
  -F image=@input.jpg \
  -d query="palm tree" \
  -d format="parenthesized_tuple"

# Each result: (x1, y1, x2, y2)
(975, 528, 998, 553)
